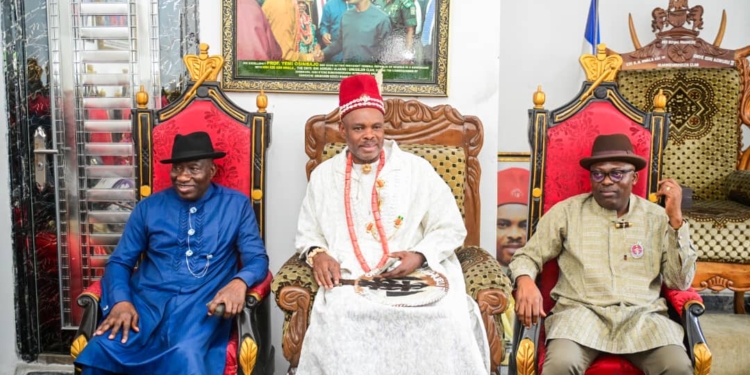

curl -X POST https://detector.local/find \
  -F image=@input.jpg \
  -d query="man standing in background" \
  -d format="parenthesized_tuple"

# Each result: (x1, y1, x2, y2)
(373, 0, 418, 64)
(316, 0, 391, 63)
(318, 0, 351, 62)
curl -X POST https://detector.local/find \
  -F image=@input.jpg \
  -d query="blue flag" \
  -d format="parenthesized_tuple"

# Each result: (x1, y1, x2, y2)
(583, 0, 600, 54)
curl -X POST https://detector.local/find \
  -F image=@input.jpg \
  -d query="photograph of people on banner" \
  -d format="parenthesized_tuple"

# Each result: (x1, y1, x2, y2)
(222, 0, 448, 95)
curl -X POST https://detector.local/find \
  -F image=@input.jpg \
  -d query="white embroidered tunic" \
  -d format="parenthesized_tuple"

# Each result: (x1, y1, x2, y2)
(294, 140, 490, 375)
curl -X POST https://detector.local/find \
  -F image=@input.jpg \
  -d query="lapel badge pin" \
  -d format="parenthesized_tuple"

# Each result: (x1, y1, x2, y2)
(630, 241, 644, 259)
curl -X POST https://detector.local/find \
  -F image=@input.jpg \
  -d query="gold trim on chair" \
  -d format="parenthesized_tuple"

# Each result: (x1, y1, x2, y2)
(136, 86, 149, 109)
(207, 88, 247, 122)
(184, 43, 224, 83)
(693, 342, 712, 375)
(70, 335, 88, 360)
(516, 338, 537, 375)
(79, 292, 101, 302)
(161, 43, 226, 121)
(239, 337, 259, 375)
(578, 44, 624, 104)
(685, 300, 705, 311)
(580, 44, 623, 81)
(136, 106, 153, 198)
(607, 90, 644, 123)
(533, 86, 546, 109)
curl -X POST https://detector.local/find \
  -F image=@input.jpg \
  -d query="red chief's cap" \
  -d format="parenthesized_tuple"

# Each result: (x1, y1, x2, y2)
(339, 74, 385, 119)
(497, 167, 530, 206)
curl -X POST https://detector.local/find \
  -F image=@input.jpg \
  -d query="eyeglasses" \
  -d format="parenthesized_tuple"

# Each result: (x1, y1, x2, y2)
(590, 169, 635, 183)
(171, 164, 206, 176)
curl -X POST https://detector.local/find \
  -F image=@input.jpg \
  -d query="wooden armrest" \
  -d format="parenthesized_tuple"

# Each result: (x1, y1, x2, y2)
(456, 246, 512, 300)
(271, 254, 319, 299)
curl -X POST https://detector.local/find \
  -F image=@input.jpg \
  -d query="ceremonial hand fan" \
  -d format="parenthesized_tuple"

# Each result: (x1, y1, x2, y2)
(337, 268, 450, 307)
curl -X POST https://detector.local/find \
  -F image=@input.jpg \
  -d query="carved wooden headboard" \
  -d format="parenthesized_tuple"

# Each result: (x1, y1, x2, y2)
(304, 99, 484, 245)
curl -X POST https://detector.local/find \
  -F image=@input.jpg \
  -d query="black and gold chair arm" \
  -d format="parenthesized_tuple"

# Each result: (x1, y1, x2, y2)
(236, 296, 274, 375)
(682, 300, 711, 375)
(70, 287, 273, 375)
(508, 315, 543, 375)
(70, 293, 101, 362)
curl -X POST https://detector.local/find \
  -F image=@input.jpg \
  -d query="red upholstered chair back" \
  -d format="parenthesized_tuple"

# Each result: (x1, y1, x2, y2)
(151, 101, 253, 197)
(526, 82, 668, 374)
(132, 82, 270, 237)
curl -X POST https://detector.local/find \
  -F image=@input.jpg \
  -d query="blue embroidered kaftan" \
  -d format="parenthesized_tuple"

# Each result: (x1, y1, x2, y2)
(75, 183, 268, 375)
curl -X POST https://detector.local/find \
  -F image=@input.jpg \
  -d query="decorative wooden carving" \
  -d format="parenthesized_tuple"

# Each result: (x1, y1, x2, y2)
(693, 342, 712, 375)
(304, 98, 484, 246)
(693, 262, 750, 314)
(697, 275, 733, 292)
(277, 286, 312, 367)
(616, 3, 750, 316)
(516, 338, 536, 375)
(694, 263, 750, 293)
(478, 289, 510, 375)
(614, 1, 750, 70)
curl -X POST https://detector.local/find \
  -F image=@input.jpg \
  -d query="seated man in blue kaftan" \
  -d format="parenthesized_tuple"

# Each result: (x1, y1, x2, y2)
(294, 74, 490, 375)
(75, 131, 269, 375)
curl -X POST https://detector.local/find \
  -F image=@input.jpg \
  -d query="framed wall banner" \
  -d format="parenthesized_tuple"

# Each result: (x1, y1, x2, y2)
(496, 151, 530, 365)
(220, 0, 450, 96)
(496, 152, 530, 270)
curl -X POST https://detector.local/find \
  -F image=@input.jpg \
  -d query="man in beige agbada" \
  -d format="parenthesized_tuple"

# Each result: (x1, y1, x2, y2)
(510, 134, 696, 375)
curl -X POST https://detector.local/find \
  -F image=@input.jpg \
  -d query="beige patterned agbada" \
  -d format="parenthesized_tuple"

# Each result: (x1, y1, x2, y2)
(510, 193, 697, 354)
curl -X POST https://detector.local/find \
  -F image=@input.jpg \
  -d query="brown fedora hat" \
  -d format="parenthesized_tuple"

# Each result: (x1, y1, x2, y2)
(579, 134, 647, 171)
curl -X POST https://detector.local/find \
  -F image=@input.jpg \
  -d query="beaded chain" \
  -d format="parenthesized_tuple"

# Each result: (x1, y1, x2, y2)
(344, 150, 389, 273)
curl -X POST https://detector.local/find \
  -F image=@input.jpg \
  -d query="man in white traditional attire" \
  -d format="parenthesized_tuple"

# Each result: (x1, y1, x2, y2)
(294, 74, 490, 375)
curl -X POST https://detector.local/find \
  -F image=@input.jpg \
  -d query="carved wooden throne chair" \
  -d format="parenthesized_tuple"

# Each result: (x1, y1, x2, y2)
(69, 44, 275, 375)
(271, 100, 512, 374)
(610, 1, 750, 314)
(508, 47, 711, 375)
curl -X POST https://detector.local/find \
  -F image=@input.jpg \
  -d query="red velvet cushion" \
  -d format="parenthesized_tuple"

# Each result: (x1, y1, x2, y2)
(249, 271, 273, 300)
(586, 355, 643, 375)
(81, 279, 103, 299)
(224, 329, 239, 375)
(152, 100, 253, 197)
(661, 286, 703, 317)
(536, 343, 643, 375)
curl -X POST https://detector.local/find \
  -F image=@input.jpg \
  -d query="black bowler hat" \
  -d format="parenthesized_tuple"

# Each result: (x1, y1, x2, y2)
(579, 134, 647, 171)
(159, 131, 226, 164)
